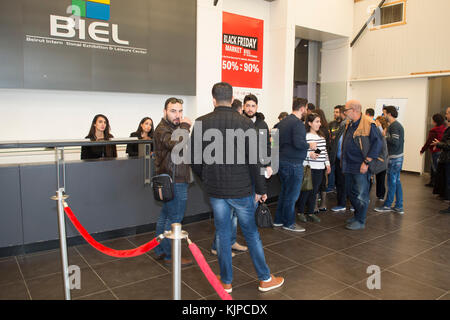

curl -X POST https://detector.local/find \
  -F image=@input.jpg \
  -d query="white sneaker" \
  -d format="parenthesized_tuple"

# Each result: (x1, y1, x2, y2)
(282, 224, 306, 233)
(211, 249, 235, 257)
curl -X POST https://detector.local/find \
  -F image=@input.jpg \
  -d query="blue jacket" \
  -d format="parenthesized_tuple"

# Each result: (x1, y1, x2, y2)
(342, 116, 383, 174)
(277, 114, 309, 164)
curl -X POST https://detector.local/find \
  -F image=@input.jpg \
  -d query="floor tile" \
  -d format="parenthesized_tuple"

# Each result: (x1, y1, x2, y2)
(353, 270, 445, 300)
(112, 273, 201, 300)
(394, 224, 450, 244)
(265, 238, 334, 265)
(389, 257, 450, 291)
(305, 253, 373, 285)
(26, 267, 107, 300)
(17, 248, 88, 280)
(323, 287, 377, 300)
(75, 290, 117, 300)
(275, 265, 347, 300)
(342, 242, 413, 269)
(416, 240, 450, 266)
(0, 281, 30, 300)
(302, 229, 364, 251)
(0, 258, 23, 286)
(369, 232, 437, 256)
(91, 255, 169, 288)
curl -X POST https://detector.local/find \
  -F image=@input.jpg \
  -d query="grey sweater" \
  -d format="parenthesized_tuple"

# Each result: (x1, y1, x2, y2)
(386, 120, 404, 158)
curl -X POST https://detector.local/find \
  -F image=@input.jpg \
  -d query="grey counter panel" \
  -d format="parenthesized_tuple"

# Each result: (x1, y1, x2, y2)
(1, 158, 279, 248)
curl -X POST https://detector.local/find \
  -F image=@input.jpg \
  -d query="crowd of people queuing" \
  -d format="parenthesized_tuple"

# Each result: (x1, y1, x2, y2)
(79, 82, 450, 293)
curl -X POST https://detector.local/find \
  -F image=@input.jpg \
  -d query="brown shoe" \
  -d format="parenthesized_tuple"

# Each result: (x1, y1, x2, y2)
(164, 257, 193, 267)
(258, 274, 284, 292)
(231, 242, 248, 252)
(217, 275, 232, 293)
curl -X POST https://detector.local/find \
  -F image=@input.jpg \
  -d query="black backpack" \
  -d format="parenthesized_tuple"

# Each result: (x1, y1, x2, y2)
(255, 202, 273, 228)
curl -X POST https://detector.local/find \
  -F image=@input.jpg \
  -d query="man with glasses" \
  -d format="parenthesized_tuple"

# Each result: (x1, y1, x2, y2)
(341, 100, 383, 230)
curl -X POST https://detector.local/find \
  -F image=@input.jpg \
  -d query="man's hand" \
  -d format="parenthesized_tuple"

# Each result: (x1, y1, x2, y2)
(255, 194, 267, 203)
(180, 117, 192, 126)
(360, 162, 369, 174)
(265, 166, 273, 178)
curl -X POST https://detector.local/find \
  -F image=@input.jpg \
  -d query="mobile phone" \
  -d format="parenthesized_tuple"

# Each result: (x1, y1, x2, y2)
(314, 148, 321, 154)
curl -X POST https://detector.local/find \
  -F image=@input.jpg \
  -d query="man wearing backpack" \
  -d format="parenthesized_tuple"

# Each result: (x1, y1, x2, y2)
(375, 106, 405, 214)
(341, 100, 383, 230)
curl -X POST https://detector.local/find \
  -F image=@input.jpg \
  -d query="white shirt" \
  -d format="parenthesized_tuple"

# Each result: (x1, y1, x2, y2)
(303, 132, 330, 169)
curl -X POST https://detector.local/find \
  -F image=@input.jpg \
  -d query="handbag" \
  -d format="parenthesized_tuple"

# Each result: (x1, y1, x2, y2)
(301, 163, 313, 191)
(151, 162, 175, 202)
(255, 202, 273, 228)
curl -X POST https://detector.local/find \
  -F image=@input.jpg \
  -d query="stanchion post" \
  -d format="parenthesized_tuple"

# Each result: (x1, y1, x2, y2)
(164, 223, 188, 300)
(53, 189, 71, 300)
(52, 147, 71, 300)
(172, 223, 182, 300)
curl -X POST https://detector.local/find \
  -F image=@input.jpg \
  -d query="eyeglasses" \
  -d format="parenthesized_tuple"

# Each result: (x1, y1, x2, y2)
(343, 108, 353, 113)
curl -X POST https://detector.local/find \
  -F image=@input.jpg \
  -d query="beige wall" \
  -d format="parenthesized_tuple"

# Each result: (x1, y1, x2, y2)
(352, 0, 450, 79)
(349, 77, 429, 173)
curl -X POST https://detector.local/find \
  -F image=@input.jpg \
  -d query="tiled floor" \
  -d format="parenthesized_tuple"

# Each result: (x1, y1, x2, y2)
(1, 173, 449, 300)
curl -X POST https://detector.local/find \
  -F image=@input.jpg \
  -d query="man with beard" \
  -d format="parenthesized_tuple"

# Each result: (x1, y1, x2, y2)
(153, 97, 193, 267)
(243, 94, 273, 177)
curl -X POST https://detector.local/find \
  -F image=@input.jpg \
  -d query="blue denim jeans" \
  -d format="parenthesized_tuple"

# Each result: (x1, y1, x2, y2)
(345, 172, 370, 224)
(210, 195, 271, 284)
(384, 156, 404, 209)
(211, 208, 237, 251)
(154, 183, 188, 261)
(274, 161, 304, 227)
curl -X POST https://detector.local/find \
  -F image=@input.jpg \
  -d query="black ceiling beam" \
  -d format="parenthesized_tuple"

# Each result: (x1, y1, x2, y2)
(350, 0, 386, 48)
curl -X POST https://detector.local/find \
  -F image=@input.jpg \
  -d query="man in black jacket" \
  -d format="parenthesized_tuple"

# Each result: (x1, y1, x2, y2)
(190, 82, 284, 293)
(273, 98, 314, 232)
(243, 94, 273, 177)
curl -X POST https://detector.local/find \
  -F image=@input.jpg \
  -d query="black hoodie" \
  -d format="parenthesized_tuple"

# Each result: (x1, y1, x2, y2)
(249, 112, 271, 167)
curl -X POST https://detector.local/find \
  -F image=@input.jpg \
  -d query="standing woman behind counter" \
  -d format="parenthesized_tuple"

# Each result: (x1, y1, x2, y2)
(126, 117, 154, 157)
(81, 114, 117, 160)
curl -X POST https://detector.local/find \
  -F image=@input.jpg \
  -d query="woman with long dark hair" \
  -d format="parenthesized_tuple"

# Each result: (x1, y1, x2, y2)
(126, 117, 154, 157)
(314, 108, 331, 211)
(297, 113, 331, 223)
(81, 114, 117, 160)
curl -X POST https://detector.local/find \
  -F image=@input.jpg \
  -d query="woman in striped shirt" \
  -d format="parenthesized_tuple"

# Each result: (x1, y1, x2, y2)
(296, 113, 331, 223)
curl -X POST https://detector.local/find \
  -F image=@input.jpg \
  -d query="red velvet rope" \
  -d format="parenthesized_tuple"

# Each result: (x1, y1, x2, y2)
(188, 242, 233, 300)
(64, 205, 160, 258)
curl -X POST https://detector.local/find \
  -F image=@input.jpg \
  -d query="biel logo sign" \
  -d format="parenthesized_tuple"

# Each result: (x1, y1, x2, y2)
(50, 0, 129, 45)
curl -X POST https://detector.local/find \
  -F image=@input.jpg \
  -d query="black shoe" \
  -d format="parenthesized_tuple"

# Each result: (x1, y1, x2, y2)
(153, 253, 166, 261)
(439, 207, 450, 214)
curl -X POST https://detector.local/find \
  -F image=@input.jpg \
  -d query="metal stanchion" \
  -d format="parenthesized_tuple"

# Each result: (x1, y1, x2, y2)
(164, 223, 188, 300)
(51, 147, 71, 300)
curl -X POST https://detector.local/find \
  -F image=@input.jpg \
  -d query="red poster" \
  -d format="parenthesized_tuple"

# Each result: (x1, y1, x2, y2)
(222, 12, 263, 89)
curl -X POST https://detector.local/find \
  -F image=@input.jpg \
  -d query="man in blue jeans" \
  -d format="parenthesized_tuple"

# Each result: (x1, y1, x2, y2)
(153, 97, 193, 267)
(375, 106, 405, 214)
(342, 100, 383, 230)
(273, 98, 314, 232)
(190, 82, 284, 293)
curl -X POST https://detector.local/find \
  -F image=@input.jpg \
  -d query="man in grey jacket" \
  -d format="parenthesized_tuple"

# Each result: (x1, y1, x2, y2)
(375, 105, 405, 214)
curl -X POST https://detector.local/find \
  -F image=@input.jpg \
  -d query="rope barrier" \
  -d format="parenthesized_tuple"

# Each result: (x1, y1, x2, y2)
(64, 201, 232, 300)
(63, 203, 160, 258)
(187, 239, 233, 300)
